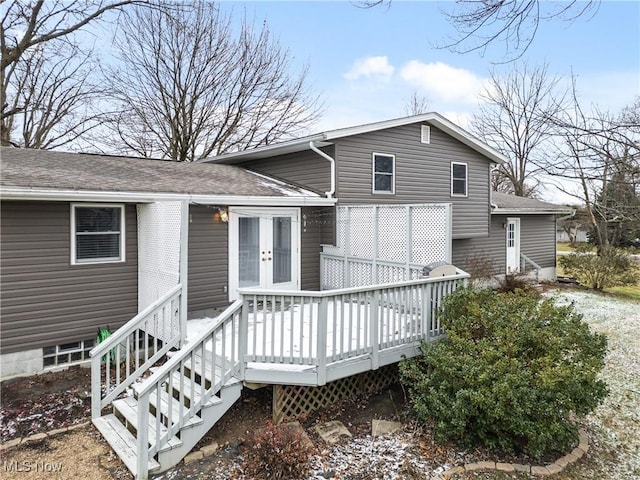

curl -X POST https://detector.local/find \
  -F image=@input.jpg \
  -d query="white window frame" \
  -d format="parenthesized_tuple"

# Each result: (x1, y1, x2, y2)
(372, 152, 395, 194)
(451, 162, 468, 197)
(71, 203, 126, 265)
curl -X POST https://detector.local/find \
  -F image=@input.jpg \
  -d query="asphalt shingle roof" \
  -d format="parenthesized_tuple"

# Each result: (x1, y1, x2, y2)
(0, 147, 319, 198)
(492, 192, 572, 213)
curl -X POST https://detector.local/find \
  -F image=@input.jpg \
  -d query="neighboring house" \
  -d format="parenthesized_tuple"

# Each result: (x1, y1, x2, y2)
(557, 224, 590, 243)
(1, 113, 572, 379)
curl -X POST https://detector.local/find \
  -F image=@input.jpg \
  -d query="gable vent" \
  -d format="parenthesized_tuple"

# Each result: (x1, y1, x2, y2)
(421, 125, 431, 144)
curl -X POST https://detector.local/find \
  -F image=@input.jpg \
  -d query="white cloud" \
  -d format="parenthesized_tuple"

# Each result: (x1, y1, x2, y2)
(400, 61, 486, 104)
(441, 111, 473, 129)
(344, 56, 394, 82)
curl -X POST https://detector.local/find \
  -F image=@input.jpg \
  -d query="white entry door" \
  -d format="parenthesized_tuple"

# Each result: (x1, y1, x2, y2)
(229, 208, 299, 300)
(505, 217, 521, 273)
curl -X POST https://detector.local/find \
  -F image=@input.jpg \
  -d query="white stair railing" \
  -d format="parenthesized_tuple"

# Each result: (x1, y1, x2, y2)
(133, 300, 243, 479)
(90, 284, 184, 418)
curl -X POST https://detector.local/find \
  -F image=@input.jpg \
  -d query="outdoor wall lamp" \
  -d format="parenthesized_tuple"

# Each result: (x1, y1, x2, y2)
(213, 206, 229, 223)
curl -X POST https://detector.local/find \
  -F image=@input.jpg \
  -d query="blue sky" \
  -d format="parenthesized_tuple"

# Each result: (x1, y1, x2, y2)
(221, 1, 639, 132)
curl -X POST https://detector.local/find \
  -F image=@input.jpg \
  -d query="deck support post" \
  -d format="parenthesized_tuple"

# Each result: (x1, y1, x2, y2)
(370, 290, 379, 370)
(91, 356, 101, 419)
(422, 283, 432, 340)
(317, 297, 328, 385)
(178, 200, 189, 348)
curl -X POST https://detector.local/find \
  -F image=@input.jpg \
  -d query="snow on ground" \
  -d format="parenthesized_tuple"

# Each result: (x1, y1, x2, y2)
(547, 289, 640, 479)
(176, 289, 640, 479)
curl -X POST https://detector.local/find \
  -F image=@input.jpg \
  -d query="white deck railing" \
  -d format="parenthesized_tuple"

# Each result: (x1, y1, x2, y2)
(239, 271, 469, 384)
(133, 300, 242, 478)
(90, 284, 184, 418)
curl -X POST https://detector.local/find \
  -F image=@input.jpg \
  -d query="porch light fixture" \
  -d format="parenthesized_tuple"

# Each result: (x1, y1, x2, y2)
(214, 206, 229, 223)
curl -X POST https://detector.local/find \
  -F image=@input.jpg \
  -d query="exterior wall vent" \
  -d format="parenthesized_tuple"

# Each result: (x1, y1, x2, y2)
(421, 125, 431, 144)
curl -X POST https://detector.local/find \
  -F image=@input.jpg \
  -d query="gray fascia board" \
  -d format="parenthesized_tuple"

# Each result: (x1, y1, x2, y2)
(491, 208, 573, 215)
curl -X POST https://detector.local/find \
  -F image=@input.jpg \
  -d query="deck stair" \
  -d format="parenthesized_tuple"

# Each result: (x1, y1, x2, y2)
(91, 272, 470, 479)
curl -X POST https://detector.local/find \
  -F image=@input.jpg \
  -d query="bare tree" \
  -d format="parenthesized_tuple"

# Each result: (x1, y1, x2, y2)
(1, 0, 147, 146)
(403, 91, 430, 116)
(4, 39, 106, 149)
(105, 2, 321, 162)
(547, 87, 640, 252)
(357, 1, 599, 61)
(472, 62, 565, 197)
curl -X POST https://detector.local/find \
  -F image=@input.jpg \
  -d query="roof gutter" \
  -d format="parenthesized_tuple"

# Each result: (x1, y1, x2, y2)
(309, 140, 336, 198)
(489, 164, 500, 210)
(0, 186, 337, 206)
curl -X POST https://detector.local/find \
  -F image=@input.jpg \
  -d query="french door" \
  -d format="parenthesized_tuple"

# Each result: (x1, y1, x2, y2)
(229, 208, 299, 300)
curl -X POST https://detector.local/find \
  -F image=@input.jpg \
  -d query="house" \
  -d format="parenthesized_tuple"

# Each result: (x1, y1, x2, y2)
(0, 113, 572, 478)
(0, 147, 335, 379)
(1, 114, 571, 379)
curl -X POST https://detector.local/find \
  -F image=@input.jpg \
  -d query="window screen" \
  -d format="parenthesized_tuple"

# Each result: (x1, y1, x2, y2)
(373, 153, 395, 193)
(451, 162, 468, 196)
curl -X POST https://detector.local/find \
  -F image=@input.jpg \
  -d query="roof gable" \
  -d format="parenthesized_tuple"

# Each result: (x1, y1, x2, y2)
(203, 113, 508, 165)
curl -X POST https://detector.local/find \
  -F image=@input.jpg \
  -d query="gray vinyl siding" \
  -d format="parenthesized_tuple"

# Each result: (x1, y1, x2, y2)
(0, 201, 138, 354)
(452, 214, 558, 276)
(239, 147, 334, 195)
(452, 215, 506, 276)
(187, 205, 229, 313)
(520, 215, 557, 268)
(301, 207, 331, 290)
(333, 123, 491, 238)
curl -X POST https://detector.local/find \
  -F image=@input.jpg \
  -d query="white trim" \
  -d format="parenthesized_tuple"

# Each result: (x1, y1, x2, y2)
(505, 217, 521, 273)
(451, 161, 468, 197)
(1, 186, 336, 206)
(228, 207, 301, 302)
(206, 113, 508, 165)
(372, 152, 395, 194)
(492, 208, 572, 215)
(71, 203, 126, 265)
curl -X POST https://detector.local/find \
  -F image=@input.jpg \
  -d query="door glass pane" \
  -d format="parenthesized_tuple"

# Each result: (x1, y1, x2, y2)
(272, 217, 291, 284)
(239, 217, 260, 287)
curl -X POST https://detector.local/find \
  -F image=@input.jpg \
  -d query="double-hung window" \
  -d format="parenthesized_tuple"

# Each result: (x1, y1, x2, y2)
(71, 204, 125, 264)
(372, 153, 395, 194)
(451, 162, 468, 197)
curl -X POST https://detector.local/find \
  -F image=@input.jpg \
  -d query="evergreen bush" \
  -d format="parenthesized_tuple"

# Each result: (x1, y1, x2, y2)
(400, 288, 608, 458)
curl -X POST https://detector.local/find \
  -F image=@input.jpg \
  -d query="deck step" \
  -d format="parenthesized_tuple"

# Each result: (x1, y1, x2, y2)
(112, 397, 182, 453)
(93, 414, 160, 475)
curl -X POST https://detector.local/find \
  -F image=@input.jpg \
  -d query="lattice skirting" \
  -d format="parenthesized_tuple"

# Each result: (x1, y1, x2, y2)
(273, 364, 399, 424)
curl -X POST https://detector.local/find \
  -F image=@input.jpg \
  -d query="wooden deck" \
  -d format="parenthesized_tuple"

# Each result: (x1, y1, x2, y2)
(90, 272, 469, 479)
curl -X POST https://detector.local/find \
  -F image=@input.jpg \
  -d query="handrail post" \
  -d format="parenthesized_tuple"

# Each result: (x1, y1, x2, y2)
(238, 294, 249, 381)
(317, 296, 328, 386)
(370, 290, 379, 370)
(179, 200, 189, 347)
(136, 390, 150, 480)
(90, 355, 101, 418)
(424, 282, 433, 340)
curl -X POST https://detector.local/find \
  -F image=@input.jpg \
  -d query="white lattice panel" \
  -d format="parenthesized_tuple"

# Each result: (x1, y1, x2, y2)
(377, 264, 407, 284)
(321, 203, 452, 290)
(322, 257, 345, 289)
(377, 206, 407, 263)
(411, 205, 449, 264)
(348, 262, 373, 287)
(137, 202, 182, 315)
(348, 207, 374, 258)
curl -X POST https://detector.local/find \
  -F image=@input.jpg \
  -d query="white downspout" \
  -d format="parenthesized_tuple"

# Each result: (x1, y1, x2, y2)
(309, 140, 336, 198)
(490, 163, 500, 210)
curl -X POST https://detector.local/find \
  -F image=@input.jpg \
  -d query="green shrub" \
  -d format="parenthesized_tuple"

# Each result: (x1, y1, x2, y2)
(559, 245, 639, 290)
(242, 421, 315, 479)
(400, 288, 608, 458)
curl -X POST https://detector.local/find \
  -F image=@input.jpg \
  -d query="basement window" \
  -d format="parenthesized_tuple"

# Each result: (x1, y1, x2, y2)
(71, 204, 125, 264)
(43, 339, 95, 368)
